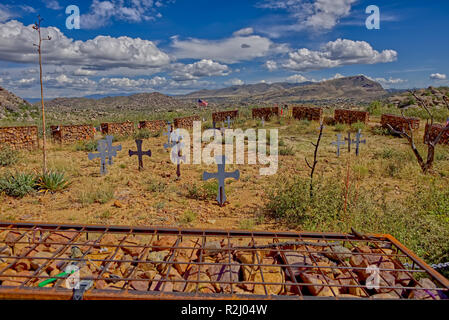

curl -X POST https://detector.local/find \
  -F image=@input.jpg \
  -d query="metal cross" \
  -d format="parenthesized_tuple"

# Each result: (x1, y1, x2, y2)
(170, 129, 186, 179)
(331, 134, 346, 157)
(202, 155, 240, 206)
(226, 116, 232, 128)
(163, 122, 173, 149)
(212, 120, 217, 138)
(351, 129, 366, 156)
(104, 135, 122, 165)
(129, 139, 151, 170)
(344, 132, 352, 153)
(261, 117, 265, 127)
(88, 139, 109, 175)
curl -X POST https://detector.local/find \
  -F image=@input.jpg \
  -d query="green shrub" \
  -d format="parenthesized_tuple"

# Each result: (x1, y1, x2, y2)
(351, 121, 366, 132)
(75, 140, 98, 152)
(147, 180, 167, 193)
(371, 126, 391, 136)
(265, 175, 449, 267)
(0, 172, 36, 198)
(133, 129, 151, 140)
(179, 210, 197, 224)
(187, 181, 218, 200)
(37, 170, 70, 192)
(279, 145, 295, 156)
(238, 218, 256, 230)
(0, 147, 20, 167)
(334, 123, 346, 132)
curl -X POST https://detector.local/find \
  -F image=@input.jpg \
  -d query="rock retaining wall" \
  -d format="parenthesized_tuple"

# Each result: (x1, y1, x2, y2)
(334, 109, 369, 124)
(0, 126, 38, 150)
(424, 123, 449, 145)
(251, 107, 280, 120)
(100, 121, 135, 136)
(292, 106, 323, 121)
(212, 110, 239, 123)
(381, 114, 420, 133)
(50, 125, 94, 144)
(138, 120, 166, 133)
(174, 116, 200, 129)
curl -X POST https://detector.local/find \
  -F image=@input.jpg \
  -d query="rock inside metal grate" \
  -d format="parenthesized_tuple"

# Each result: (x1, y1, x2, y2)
(0, 222, 448, 300)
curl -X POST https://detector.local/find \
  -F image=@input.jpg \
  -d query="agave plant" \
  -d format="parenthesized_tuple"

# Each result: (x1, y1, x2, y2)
(0, 172, 36, 198)
(37, 170, 70, 192)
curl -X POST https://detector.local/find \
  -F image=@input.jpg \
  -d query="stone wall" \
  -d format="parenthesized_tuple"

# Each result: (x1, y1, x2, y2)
(212, 110, 239, 123)
(251, 107, 280, 120)
(334, 109, 369, 124)
(381, 114, 420, 133)
(138, 120, 166, 133)
(50, 124, 94, 144)
(424, 123, 449, 145)
(0, 126, 38, 150)
(292, 105, 323, 121)
(100, 121, 135, 135)
(174, 115, 200, 129)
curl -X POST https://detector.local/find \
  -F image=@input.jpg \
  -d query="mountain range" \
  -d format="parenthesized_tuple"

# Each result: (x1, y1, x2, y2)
(1, 75, 390, 122)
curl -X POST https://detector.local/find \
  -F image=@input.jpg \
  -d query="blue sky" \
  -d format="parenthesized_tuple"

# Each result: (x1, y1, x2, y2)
(0, 0, 448, 99)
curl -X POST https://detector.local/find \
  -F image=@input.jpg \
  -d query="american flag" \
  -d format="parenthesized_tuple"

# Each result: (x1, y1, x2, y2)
(446, 117, 449, 126)
(198, 99, 208, 107)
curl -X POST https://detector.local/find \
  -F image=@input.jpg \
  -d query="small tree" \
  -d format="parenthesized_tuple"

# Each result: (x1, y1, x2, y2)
(33, 16, 51, 175)
(387, 88, 449, 174)
(305, 121, 324, 197)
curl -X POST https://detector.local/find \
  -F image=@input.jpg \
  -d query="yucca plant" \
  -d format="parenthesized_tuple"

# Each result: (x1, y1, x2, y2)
(0, 172, 36, 198)
(36, 170, 70, 192)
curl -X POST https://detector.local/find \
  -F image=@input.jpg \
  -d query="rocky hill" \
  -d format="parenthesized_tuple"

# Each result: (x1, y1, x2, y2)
(178, 75, 387, 106)
(0, 86, 37, 121)
(44, 92, 191, 113)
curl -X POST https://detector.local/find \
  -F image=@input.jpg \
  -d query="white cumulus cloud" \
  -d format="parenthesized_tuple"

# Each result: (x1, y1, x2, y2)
(285, 74, 312, 83)
(225, 78, 245, 86)
(80, 0, 171, 29)
(430, 73, 447, 80)
(170, 31, 288, 64)
(265, 60, 278, 71)
(258, 0, 356, 31)
(283, 39, 397, 71)
(0, 20, 171, 70)
(171, 59, 230, 81)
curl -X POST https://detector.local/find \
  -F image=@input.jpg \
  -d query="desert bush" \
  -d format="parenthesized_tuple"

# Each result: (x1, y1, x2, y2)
(279, 145, 295, 156)
(238, 218, 256, 230)
(371, 126, 391, 136)
(0, 172, 36, 198)
(179, 210, 197, 224)
(133, 129, 151, 140)
(186, 180, 218, 200)
(265, 175, 449, 267)
(36, 170, 70, 192)
(75, 139, 98, 152)
(333, 123, 346, 132)
(0, 146, 20, 167)
(350, 121, 366, 132)
(147, 179, 167, 193)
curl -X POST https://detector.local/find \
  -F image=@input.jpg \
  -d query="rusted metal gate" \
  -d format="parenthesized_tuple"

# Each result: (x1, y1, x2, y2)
(0, 221, 448, 300)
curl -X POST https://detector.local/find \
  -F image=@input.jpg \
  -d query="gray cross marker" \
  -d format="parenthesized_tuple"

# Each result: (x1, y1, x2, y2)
(351, 129, 366, 156)
(331, 134, 346, 157)
(171, 130, 186, 164)
(226, 116, 232, 128)
(261, 117, 265, 127)
(104, 135, 122, 165)
(163, 122, 173, 149)
(344, 132, 352, 153)
(129, 139, 151, 170)
(88, 139, 109, 175)
(203, 155, 240, 206)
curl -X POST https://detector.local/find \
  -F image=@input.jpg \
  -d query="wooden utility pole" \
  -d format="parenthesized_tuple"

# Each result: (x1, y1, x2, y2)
(33, 16, 51, 175)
